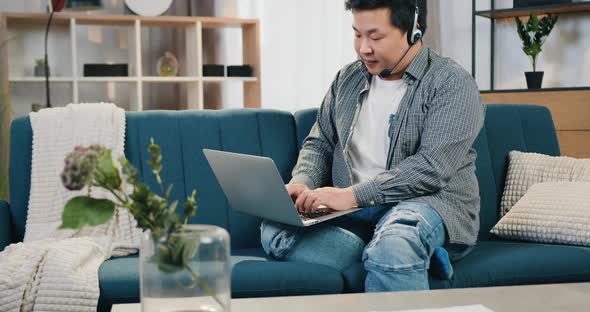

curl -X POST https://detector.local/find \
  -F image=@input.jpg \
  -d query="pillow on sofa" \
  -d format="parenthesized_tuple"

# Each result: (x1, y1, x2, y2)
(500, 151, 590, 217)
(492, 182, 590, 246)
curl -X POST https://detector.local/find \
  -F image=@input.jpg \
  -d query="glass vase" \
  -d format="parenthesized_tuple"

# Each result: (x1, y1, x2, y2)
(140, 225, 231, 312)
(157, 51, 178, 76)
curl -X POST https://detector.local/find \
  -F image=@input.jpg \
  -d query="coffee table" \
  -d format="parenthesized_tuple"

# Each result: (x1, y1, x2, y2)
(112, 282, 590, 312)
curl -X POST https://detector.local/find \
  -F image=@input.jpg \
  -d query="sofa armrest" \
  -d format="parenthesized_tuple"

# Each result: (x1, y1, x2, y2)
(0, 200, 12, 251)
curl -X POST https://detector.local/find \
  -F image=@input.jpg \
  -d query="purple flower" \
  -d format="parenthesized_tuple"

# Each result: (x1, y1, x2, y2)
(60, 145, 105, 191)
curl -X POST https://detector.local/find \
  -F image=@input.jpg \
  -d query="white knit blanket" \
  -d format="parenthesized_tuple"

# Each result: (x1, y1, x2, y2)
(0, 103, 143, 312)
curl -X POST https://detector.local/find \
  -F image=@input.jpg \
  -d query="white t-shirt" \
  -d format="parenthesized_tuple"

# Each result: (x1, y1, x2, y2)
(348, 75, 408, 184)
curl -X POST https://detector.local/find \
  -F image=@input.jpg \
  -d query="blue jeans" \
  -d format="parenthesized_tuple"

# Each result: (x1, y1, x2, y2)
(260, 201, 473, 292)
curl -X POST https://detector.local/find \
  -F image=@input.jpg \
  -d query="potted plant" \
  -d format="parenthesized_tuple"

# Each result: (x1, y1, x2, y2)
(515, 11, 558, 89)
(34, 58, 49, 77)
(60, 140, 231, 312)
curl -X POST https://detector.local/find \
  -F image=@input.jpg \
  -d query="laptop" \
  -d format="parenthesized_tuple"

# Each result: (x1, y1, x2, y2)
(203, 149, 361, 226)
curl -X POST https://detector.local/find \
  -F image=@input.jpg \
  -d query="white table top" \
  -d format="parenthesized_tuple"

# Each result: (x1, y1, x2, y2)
(112, 282, 590, 312)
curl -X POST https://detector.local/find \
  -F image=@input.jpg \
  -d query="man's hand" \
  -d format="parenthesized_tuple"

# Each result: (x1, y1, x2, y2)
(286, 184, 309, 202)
(295, 187, 358, 212)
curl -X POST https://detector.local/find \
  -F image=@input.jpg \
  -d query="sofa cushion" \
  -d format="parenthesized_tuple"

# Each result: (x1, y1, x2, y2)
(492, 182, 590, 246)
(341, 240, 590, 292)
(98, 248, 343, 309)
(500, 151, 590, 216)
(483, 105, 560, 217)
(231, 260, 344, 298)
(0, 200, 12, 250)
(439, 240, 590, 288)
(8, 117, 33, 242)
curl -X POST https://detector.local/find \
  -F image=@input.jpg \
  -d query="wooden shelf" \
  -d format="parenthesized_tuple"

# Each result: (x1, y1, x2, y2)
(476, 2, 590, 19)
(480, 86, 590, 93)
(79, 77, 138, 82)
(9, 76, 259, 83)
(202, 77, 257, 82)
(1, 12, 258, 28)
(142, 76, 201, 82)
(9, 77, 73, 82)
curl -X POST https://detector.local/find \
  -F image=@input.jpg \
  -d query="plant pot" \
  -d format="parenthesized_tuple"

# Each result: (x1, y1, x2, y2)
(140, 224, 231, 312)
(34, 64, 49, 77)
(525, 71, 544, 89)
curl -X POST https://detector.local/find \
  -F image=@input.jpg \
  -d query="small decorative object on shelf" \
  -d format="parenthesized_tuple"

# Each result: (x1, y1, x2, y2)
(203, 64, 225, 77)
(83, 63, 128, 77)
(515, 10, 558, 89)
(60, 140, 231, 312)
(34, 58, 48, 77)
(31, 103, 42, 112)
(157, 52, 179, 77)
(513, 0, 572, 8)
(227, 65, 253, 77)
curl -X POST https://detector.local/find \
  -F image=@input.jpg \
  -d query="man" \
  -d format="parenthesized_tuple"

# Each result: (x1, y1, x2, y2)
(261, 0, 485, 292)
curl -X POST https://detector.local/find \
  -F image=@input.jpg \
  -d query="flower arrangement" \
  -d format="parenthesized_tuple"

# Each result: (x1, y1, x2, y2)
(60, 139, 204, 278)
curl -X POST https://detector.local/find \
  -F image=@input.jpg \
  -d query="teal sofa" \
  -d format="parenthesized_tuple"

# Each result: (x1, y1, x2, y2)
(3, 104, 590, 311)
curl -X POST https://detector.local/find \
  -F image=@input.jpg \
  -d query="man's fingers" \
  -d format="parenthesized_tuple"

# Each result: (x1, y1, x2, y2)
(295, 191, 309, 211)
(311, 198, 323, 211)
(287, 184, 308, 202)
(303, 192, 317, 212)
(292, 188, 305, 198)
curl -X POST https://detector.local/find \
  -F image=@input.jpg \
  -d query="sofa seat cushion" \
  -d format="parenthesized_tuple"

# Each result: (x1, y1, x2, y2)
(438, 240, 590, 288)
(231, 260, 344, 298)
(341, 241, 590, 292)
(98, 248, 343, 308)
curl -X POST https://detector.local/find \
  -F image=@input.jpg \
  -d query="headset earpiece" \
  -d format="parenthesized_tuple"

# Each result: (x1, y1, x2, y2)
(407, 0, 422, 45)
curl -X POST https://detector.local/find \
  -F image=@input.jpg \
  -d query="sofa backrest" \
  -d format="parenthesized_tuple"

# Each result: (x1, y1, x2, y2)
(294, 104, 560, 241)
(9, 109, 299, 249)
(7, 104, 560, 247)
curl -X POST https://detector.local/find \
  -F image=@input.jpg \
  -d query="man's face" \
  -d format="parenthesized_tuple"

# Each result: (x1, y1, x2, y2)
(353, 8, 409, 76)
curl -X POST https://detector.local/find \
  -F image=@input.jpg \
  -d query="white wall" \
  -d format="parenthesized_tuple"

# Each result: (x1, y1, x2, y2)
(214, 0, 357, 112)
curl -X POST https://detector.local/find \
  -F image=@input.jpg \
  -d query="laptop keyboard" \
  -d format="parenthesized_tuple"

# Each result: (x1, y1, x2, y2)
(299, 210, 332, 220)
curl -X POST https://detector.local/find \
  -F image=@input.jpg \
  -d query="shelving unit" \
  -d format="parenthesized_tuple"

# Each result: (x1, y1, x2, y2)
(472, 2, 590, 158)
(1, 12, 261, 120)
(0, 13, 261, 183)
(471, 1, 590, 91)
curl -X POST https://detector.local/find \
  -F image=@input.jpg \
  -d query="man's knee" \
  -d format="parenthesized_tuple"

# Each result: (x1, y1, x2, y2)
(259, 220, 300, 259)
(363, 220, 429, 272)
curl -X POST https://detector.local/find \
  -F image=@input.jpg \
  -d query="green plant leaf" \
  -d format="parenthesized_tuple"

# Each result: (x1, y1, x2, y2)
(165, 184, 173, 199)
(169, 200, 178, 215)
(60, 196, 115, 229)
(515, 11, 558, 71)
(182, 239, 199, 263)
(183, 190, 197, 221)
(95, 149, 122, 190)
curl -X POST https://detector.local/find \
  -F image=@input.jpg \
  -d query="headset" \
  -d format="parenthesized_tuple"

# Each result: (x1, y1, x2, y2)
(407, 0, 423, 46)
(379, 0, 422, 79)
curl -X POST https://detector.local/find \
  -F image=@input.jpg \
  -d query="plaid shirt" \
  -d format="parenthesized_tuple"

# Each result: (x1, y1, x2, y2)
(290, 46, 485, 245)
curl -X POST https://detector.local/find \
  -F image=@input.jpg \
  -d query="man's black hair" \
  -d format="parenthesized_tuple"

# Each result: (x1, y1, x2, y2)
(345, 0, 427, 36)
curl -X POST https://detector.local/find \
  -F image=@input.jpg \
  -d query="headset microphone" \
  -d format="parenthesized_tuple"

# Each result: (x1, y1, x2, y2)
(378, 44, 413, 79)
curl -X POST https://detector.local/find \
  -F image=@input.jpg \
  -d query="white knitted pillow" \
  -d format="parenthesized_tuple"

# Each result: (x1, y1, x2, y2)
(492, 182, 590, 246)
(500, 151, 590, 217)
